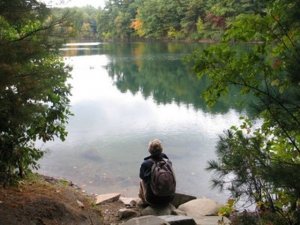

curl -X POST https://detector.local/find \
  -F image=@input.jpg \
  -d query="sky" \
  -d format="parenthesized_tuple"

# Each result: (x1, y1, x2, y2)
(41, 0, 106, 8)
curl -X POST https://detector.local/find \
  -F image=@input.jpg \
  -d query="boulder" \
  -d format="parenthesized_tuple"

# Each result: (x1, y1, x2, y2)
(141, 204, 176, 216)
(95, 193, 121, 205)
(118, 208, 139, 219)
(159, 215, 196, 225)
(171, 193, 197, 208)
(123, 215, 170, 225)
(178, 198, 220, 222)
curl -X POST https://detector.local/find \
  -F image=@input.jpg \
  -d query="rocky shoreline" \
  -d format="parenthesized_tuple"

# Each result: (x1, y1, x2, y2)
(0, 174, 231, 225)
(95, 192, 230, 225)
(43, 174, 232, 225)
(52, 174, 231, 224)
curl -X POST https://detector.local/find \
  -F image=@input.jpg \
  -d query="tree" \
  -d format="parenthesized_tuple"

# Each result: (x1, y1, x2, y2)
(0, 0, 72, 184)
(50, 7, 99, 40)
(180, 0, 206, 35)
(96, 0, 137, 41)
(133, 0, 184, 39)
(190, 0, 300, 224)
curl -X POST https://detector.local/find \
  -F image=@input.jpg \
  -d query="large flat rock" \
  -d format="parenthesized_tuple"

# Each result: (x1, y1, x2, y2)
(178, 198, 220, 218)
(95, 193, 121, 205)
(123, 215, 170, 225)
(159, 215, 196, 225)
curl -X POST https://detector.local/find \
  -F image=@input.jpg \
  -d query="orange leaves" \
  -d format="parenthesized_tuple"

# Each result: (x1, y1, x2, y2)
(130, 19, 145, 37)
(130, 19, 142, 31)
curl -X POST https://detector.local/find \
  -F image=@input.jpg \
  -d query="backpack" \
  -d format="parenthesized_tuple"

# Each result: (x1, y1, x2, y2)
(150, 158, 176, 197)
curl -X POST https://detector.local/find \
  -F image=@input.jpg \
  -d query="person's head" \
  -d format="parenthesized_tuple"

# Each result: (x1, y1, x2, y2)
(148, 139, 163, 156)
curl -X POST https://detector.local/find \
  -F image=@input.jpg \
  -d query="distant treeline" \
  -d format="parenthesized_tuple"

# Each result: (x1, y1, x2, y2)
(51, 0, 265, 41)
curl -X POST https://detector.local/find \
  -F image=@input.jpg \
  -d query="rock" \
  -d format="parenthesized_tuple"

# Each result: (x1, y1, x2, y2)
(123, 215, 170, 225)
(95, 193, 121, 205)
(119, 197, 139, 207)
(178, 198, 221, 222)
(196, 216, 230, 225)
(178, 198, 220, 216)
(171, 209, 187, 216)
(118, 208, 139, 219)
(76, 200, 84, 208)
(141, 204, 176, 216)
(159, 215, 196, 225)
(171, 193, 197, 208)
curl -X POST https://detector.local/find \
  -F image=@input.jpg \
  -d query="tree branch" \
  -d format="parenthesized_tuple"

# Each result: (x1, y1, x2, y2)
(227, 78, 300, 127)
(10, 16, 68, 43)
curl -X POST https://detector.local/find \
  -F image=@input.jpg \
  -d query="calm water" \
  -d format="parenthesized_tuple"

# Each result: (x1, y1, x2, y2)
(38, 42, 248, 203)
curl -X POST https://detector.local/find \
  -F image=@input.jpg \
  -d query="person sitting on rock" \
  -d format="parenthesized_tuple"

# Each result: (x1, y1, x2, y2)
(138, 139, 176, 207)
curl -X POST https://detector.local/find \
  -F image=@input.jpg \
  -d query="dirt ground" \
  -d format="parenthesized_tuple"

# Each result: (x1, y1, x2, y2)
(0, 174, 132, 225)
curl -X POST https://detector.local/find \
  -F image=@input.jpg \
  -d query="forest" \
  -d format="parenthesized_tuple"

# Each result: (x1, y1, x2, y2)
(1, 0, 300, 225)
(52, 0, 264, 41)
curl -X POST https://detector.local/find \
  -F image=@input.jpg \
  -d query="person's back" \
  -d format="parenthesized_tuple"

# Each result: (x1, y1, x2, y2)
(139, 139, 176, 206)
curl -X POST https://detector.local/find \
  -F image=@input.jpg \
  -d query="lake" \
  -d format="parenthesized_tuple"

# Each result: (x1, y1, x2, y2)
(38, 42, 248, 203)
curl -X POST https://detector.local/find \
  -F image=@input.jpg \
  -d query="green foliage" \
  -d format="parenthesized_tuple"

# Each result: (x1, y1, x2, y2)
(218, 198, 236, 217)
(0, 0, 71, 184)
(167, 27, 185, 40)
(191, 0, 300, 224)
(133, 0, 186, 39)
(44, 0, 271, 41)
(196, 18, 204, 33)
(207, 119, 270, 201)
(207, 118, 300, 224)
(230, 212, 260, 225)
(230, 210, 289, 225)
(57, 178, 70, 187)
(50, 6, 99, 40)
(180, 0, 205, 36)
(90, 0, 267, 41)
(96, 0, 137, 41)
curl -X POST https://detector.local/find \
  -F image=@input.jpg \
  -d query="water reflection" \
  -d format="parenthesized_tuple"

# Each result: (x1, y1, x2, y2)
(63, 42, 252, 113)
(60, 42, 102, 56)
(39, 42, 248, 202)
